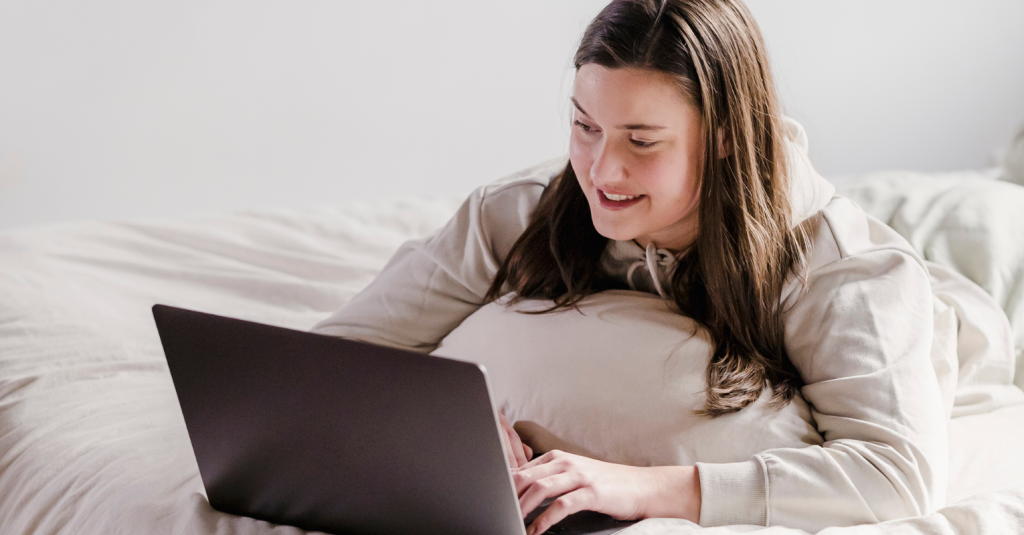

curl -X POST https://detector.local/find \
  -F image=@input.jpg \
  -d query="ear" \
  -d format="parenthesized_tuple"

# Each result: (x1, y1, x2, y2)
(716, 129, 732, 159)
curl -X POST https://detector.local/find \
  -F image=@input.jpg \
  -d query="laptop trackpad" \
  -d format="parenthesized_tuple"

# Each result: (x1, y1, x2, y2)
(525, 498, 637, 535)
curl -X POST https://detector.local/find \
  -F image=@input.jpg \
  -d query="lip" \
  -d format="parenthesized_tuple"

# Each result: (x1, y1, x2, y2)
(596, 188, 646, 210)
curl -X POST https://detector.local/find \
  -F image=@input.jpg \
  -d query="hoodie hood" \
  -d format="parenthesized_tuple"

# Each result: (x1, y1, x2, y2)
(598, 117, 836, 298)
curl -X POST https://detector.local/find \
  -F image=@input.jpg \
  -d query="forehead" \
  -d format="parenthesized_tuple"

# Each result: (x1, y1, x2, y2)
(573, 64, 698, 126)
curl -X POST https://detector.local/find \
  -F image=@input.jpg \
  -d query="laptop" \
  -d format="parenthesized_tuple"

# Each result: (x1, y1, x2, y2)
(152, 304, 636, 535)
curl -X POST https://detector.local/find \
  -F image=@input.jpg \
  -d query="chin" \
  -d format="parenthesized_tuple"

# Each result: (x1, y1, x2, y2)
(590, 218, 637, 242)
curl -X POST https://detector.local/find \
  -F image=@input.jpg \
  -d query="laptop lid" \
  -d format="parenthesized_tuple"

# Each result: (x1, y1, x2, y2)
(153, 304, 526, 535)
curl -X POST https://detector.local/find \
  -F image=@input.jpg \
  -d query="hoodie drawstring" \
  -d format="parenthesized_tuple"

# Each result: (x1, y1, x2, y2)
(625, 241, 675, 299)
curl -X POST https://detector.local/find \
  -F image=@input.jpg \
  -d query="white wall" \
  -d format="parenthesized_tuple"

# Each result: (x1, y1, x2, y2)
(1, 0, 1022, 230)
(750, 1, 1024, 179)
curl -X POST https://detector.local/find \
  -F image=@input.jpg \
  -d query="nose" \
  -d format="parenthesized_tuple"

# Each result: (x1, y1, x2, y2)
(589, 137, 629, 187)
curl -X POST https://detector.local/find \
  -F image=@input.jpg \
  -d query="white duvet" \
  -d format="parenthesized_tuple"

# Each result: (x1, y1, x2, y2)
(1, 172, 1023, 534)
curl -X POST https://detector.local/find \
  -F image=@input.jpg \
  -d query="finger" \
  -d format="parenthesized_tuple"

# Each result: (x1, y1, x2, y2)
(518, 473, 582, 519)
(504, 427, 527, 468)
(516, 446, 557, 469)
(499, 422, 519, 469)
(523, 442, 534, 460)
(498, 412, 528, 468)
(515, 448, 559, 472)
(513, 453, 571, 496)
(526, 489, 593, 535)
(506, 426, 529, 468)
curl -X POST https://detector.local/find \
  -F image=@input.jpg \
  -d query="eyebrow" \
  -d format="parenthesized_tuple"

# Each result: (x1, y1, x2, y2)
(571, 97, 667, 131)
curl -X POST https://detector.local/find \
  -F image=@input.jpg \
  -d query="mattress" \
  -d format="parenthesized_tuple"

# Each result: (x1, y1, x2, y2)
(1, 173, 1022, 534)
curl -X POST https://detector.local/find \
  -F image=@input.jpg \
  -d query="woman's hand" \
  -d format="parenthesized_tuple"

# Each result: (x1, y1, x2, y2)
(513, 450, 701, 535)
(498, 411, 533, 469)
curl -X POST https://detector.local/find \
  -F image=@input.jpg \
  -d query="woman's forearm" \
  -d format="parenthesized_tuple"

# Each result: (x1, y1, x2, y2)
(642, 465, 701, 523)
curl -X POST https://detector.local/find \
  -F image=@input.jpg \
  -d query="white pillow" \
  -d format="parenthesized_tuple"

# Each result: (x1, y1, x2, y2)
(430, 290, 823, 467)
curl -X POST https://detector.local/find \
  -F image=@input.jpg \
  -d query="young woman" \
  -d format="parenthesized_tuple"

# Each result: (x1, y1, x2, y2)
(313, 0, 948, 532)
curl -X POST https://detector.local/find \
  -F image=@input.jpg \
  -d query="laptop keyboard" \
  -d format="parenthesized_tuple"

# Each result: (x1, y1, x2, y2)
(544, 523, 569, 534)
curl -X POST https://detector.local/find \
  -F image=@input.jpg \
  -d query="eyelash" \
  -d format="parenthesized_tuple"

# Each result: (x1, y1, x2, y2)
(573, 120, 657, 148)
(573, 120, 593, 133)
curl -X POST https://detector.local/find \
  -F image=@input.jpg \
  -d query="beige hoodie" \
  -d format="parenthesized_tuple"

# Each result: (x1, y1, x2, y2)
(312, 119, 948, 531)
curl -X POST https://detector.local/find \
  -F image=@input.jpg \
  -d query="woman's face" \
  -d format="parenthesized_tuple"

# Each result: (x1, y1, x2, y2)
(570, 64, 703, 252)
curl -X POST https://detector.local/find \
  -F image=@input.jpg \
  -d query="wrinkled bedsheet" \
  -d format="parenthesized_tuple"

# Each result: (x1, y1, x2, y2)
(1, 174, 1023, 535)
(831, 169, 1024, 391)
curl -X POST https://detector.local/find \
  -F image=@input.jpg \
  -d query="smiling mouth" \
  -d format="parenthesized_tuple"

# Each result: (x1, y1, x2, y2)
(597, 189, 646, 209)
(603, 192, 639, 201)
(599, 189, 645, 201)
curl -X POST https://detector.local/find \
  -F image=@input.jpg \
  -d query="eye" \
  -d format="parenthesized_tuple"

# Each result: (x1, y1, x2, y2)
(630, 139, 658, 148)
(573, 120, 595, 133)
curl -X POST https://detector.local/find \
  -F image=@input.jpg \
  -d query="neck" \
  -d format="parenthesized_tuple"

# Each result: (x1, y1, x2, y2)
(633, 228, 697, 255)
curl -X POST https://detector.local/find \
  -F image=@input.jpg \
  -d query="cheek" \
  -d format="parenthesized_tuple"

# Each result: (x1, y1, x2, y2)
(632, 159, 674, 194)
(643, 157, 700, 207)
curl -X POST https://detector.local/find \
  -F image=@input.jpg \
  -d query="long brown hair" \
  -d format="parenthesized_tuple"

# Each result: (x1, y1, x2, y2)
(485, 0, 810, 417)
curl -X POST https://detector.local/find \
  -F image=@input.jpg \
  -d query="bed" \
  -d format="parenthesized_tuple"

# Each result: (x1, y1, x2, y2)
(1, 167, 1023, 535)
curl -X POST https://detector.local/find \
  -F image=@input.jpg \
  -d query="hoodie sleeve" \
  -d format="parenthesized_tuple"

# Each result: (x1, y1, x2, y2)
(696, 199, 949, 531)
(309, 160, 559, 352)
